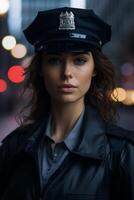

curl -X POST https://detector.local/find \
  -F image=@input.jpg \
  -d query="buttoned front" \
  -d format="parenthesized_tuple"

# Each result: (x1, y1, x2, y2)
(0, 105, 134, 200)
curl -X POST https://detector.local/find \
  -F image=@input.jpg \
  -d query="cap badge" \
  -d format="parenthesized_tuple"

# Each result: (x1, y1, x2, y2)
(59, 11, 75, 30)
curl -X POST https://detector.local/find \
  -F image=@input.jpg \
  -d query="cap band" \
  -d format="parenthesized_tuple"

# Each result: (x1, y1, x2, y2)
(34, 32, 102, 52)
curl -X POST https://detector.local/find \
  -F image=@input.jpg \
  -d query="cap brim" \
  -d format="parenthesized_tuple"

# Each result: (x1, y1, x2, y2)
(35, 40, 97, 53)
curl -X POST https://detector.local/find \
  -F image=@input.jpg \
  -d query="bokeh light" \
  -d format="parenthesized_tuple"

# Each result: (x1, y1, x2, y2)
(131, 92, 134, 102)
(7, 65, 25, 83)
(21, 56, 32, 68)
(2, 35, 16, 50)
(123, 90, 134, 106)
(112, 87, 127, 102)
(0, 0, 9, 15)
(11, 44, 27, 59)
(0, 79, 7, 92)
(121, 63, 134, 76)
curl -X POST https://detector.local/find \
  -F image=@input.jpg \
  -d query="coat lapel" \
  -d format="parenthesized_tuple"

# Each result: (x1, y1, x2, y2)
(70, 105, 107, 160)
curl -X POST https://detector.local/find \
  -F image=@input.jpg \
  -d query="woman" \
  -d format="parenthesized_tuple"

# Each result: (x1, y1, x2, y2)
(0, 7, 134, 200)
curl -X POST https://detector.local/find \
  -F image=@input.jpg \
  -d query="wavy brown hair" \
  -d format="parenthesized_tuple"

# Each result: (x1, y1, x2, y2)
(17, 49, 118, 126)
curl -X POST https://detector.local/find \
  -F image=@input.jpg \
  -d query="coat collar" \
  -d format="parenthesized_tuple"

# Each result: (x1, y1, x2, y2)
(24, 105, 107, 160)
(70, 105, 107, 160)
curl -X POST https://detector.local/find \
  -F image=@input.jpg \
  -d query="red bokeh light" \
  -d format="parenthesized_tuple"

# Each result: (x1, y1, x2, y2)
(7, 65, 25, 83)
(0, 79, 7, 92)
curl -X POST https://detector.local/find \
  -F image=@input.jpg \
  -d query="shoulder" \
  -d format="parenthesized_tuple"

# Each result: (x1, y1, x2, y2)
(1, 124, 33, 144)
(0, 124, 33, 157)
(106, 125, 134, 179)
(106, 124, 134, 169)
(0, 117, 46, 153)
(105, 124, 134, 161)
(106, 124, 134, 145)
(0, 117, 48, 158)
(1, 119, 43, 145)
(0, 123, 38, 157)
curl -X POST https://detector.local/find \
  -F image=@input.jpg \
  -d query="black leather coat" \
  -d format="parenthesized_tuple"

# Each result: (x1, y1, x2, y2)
(0, 105, 134, 200)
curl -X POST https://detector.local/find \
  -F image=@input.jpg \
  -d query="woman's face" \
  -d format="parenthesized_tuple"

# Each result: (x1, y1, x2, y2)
(41, 52, 95, 104)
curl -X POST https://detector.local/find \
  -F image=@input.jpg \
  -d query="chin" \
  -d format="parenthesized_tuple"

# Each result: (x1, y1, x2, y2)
(54, 95, 83, 104)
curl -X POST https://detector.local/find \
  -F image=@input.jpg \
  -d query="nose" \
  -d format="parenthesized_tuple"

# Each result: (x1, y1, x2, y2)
(62, 61, 73, 79)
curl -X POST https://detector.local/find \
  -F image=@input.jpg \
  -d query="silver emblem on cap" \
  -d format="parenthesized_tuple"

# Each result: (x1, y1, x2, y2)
(59, 11, 75, 30)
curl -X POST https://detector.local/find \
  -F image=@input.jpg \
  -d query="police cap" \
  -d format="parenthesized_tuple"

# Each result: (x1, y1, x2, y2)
(23, 7, 111, 53)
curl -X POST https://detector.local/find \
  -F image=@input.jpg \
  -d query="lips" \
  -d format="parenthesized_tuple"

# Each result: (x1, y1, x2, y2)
(58, 84, 77, 88)
(58, 84, 77, 93)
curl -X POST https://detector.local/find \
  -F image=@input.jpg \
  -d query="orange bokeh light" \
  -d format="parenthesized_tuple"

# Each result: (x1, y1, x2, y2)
(0, 79, 7, 92)
(7, 65, 25, 83)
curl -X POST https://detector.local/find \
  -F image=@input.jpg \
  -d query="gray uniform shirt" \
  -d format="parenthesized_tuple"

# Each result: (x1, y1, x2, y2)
(38, 108, 85, 188)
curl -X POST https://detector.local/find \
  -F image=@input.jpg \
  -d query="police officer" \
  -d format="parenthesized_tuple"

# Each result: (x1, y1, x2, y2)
(0, 7, 134, 200)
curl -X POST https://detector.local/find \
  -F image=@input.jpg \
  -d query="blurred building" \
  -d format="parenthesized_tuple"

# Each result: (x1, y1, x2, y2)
(87, 0, 134, 97)
(8, 0, 70, 53)
(21, 0, 70, 34)
(86, 0, 134, 60)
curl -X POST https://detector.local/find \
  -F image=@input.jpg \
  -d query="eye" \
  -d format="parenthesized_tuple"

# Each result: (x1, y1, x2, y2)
(73, 57, 87, 65)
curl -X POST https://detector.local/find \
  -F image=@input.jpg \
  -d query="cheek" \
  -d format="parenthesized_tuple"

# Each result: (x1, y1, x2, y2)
(42, 69, 59, 91)
(81, 74, 93, 93)
(79, 67, 94, 92)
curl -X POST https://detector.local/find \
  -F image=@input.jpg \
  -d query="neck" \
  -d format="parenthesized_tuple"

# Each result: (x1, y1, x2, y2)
(50, 99, 85, 143)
